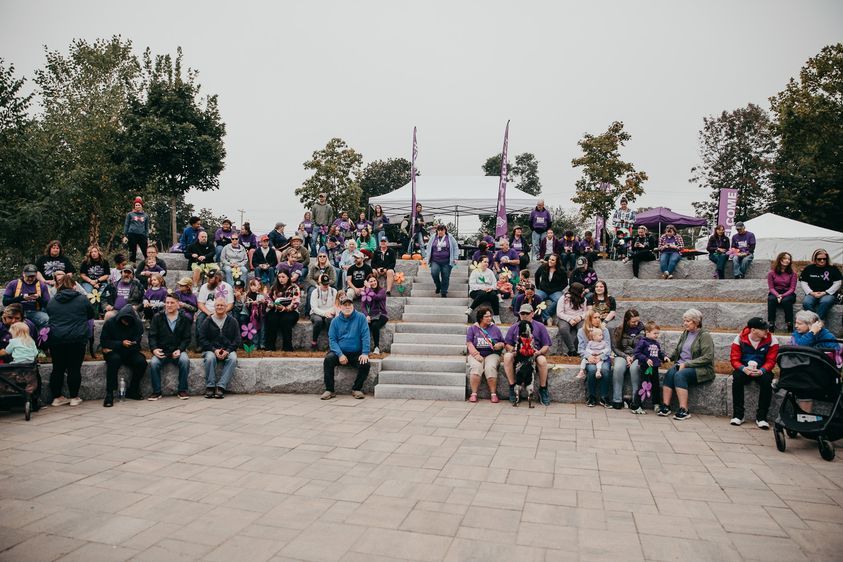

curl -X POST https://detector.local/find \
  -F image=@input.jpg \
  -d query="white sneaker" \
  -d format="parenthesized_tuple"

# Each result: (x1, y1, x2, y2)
(755, 420, 770, 430)
(730, 417, 743, 426)
(69, 397, 83, 407)
(51, 396, 70, 407)
(372, 347, 380, 355)
(465, 308, 473, 316)
(493, 315, 501, 324)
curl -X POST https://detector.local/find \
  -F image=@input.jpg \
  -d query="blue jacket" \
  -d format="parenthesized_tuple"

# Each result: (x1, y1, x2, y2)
(328, 310, 370, 356)
(792, 328, 840, 350)
(425, 233, 459, 266)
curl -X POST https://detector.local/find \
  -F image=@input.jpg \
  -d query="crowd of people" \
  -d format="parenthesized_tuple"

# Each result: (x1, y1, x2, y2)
(0, 196, 840, 420)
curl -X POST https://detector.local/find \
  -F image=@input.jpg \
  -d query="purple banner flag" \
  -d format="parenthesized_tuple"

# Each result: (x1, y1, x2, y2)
(718, 188, 738, 232)
(408, 127, 418, 252)
(494, 120, 510, 239)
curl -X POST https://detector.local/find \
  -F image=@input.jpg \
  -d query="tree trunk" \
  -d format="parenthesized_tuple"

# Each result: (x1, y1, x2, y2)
(88, 210, 100, 248)
(170, 194, 178, 246)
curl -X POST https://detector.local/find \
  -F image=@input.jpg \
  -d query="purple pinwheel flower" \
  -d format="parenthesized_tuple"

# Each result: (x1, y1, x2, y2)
(584, 271, 598, 286)
(361, 288, 374, 304)
(37, 327, 50, 346)
(241, 322, 257, 341)
(638, 381, 652, 400)
(215, 286, 229, 300)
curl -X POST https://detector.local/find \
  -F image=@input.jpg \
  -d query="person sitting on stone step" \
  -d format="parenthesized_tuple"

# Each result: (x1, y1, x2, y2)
(730, 222, 755, 279)
(321, 293, 371, 400)
(799, 248, 841, 323)
(371, 236, 396, 295)
(767, 252, 797, 333)
(729, 317, 779, 430)
(658, 308, 715, 421)
(100, 305, 147, 406)
(503, 304, 551, 406)
(197, 297, 241, 399)
(466, 305, 505, 403)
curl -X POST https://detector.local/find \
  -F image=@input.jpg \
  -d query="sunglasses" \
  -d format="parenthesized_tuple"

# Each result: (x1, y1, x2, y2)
(817, 257, 828, 261)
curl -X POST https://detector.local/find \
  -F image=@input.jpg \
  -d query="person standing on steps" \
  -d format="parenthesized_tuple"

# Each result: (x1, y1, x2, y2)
(529, 199, 552, 260)
(122, 197, 149, 263)
(322, 293, 370, 400)
(730, 221, 756, 279)
(503, 304, 552, 406)
(426, 224, 458, 298)
(312, 192, 335, 250)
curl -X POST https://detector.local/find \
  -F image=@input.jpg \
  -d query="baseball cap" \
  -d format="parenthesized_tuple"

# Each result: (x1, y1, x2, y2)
(353, 251, 364, 259)
(735, 221, 745, 229)
(177, 277, 193, 287)
(518, 304, 534, 314)
(121, 266, 134, 273)
(338, 293, 352, 305)
(319, 274, 330, 285)
(747, 317, 768, 331)
(22, 264, 37, 274)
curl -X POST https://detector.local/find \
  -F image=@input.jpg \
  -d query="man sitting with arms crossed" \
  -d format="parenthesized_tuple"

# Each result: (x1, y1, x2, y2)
(321, 293, 370, 400)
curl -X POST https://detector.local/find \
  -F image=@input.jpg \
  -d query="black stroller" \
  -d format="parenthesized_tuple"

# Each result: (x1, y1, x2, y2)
(0, 362, 42, 421)
(773, 343, 843, 461)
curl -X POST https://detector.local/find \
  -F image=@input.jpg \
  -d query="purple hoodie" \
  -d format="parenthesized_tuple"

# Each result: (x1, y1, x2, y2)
(362, 288, 388, 320)
(529, 207, 552, 233)
(731, 231, 756, 254)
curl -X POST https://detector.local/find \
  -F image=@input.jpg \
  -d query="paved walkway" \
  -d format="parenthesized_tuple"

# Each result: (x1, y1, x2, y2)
(0, 395, 842, 562)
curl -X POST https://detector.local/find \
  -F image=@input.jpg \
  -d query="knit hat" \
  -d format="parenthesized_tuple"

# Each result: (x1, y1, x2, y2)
(133, 196, 143, 205)
(747, 317, 768, 331)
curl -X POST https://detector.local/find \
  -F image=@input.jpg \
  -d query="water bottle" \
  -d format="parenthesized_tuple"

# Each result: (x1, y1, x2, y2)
(118, 376, 126, 401)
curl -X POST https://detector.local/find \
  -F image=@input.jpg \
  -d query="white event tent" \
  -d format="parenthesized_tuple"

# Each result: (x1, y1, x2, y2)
(369, 176, 540, 233)
(695, 213, 843, 263)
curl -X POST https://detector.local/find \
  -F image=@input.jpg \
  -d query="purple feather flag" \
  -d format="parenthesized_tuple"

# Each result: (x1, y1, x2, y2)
(408, 127, 418, 252)
(494, 120, 510, 239)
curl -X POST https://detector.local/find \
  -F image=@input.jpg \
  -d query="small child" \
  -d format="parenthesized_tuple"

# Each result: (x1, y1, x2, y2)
(232, 279, 249, 326)
(108, 254, 128, 286)
(138, 255, 166, 289)
(246, 278, 268, 349)
(2, 322, 38, 364)
(577, 327, 611, 379)
(142, 274, 168, 320)
(632, 321, 667, 413)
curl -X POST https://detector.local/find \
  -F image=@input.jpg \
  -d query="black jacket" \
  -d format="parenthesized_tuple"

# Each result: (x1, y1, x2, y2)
(148, 311, 192, 355)
(185, 240, 216, 267)
(197, 314, 241, 353)
(100, 305, 144, 351)
(535, 264, 567, 294)
(371, 248, 396, 270)
(101, 279, 144, 310)
(46, 289, 95, 344)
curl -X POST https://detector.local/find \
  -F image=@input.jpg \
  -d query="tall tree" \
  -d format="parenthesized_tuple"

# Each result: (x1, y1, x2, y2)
(690, 104, 776, 223)
(34, 36, 142, 248)
(769, 43, 843, 230)
(571, 121, 648, 222)
(482, 152, 542, 195)
(295, 138, 363, 215)
(116, 47, 226, 244)
(359, 157, 412, 206)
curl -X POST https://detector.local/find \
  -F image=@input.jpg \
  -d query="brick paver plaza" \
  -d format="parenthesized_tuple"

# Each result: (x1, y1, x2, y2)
(0, 395, 842, 561)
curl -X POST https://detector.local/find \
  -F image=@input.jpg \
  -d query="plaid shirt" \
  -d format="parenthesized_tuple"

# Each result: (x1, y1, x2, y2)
(611, 207, 637, 232)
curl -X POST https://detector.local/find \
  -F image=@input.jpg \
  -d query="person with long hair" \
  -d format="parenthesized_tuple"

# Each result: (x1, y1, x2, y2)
(658, 224, 684, 279)
(534, 253, 566, 324)
(767, 252, 797, 333)
(122, 197, 149, 262)
(611, 308, 644, 411)
(587, 280, 617, 324)
(35, 240, 76, 288)
(356, 226, 376, 254)
(799, 248, 842, 322)
(706, 224, 730, 279)
(629, 226, 656, 278)
(372, 205, 390, 244)
(577, 309, 612, 407)
(265, 270, 300, 352)
(467, 256, 500, 322)
(78, 246, 111, 295)
(556, 282, 587, 355)
(362, 273, 388, 355)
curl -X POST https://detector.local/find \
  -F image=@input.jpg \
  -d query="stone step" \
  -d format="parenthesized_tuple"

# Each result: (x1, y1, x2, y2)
(390, 343, 465, 356)
(392, 333, 466, 345)
(377, 370, 466, 386)
(412, 282, 469, 292)
(394, 323, 468, 335)
(381, 355, 466, 372)
(401, 313, 469, 323)
(592, 259, 766, 279)
(159, 253, 188, 270)
(374, 384, 465, 400)
(404, 304, 470, 314)
(408, 290, 473, 298)
(599, 278, 799, 302)
(403, 297, 472, 306)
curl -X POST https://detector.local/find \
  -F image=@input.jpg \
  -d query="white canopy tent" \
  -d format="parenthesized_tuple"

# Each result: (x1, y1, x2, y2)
(695, 213, 843, 263)
(368, 176, 540, 234)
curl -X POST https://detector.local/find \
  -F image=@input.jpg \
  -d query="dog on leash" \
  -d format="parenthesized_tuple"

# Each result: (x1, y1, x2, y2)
(513, 320, 537, 408)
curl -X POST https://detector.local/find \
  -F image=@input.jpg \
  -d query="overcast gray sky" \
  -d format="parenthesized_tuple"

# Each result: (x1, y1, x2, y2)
(2, 0, 841, 235)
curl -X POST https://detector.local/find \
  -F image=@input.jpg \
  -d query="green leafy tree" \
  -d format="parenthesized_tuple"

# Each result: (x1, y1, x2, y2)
(117, 47, 226, 244)
(571, 121, 648, 223)
(147, 194, 195, 248)
(197, 207, 228, 237)
(769, 43, 843, 230)
(359, 158, 413, 207)
(690, 104, 776, 223)
(34, 36, 142, 249)
(0, 59, 51, 276)
(295, 138, 364, 215)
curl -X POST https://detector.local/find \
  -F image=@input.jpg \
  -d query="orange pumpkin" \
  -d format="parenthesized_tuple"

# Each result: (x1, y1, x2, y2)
(412, 253, 422, 260)
(401, 254, 411, 260)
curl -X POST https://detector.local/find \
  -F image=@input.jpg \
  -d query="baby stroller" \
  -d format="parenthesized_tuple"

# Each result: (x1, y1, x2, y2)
(772, 343, 843, 461)
(0, 362, 42, 421)
(512, 321, 537, 408)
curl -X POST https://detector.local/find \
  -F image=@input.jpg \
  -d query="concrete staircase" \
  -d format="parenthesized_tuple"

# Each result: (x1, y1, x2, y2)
(374, 263, 472, 401)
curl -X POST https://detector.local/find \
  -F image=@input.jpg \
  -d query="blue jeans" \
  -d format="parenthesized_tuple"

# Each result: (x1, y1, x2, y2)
(585, 361, 612, 400)
(256, 266, 275, 286)
(708, 252, 729, 279)
(612, 359, 641, 404)
(375, 230, 387, 245)
(663, 366, 698, 390)
(731, 253, 754, 277)
(659, 252, 681, 275)
(430, 262, 453, 295)
(560, 252, 577, 271)
(150, 353, 191, 393)
(802, 293, 836, 321)
(531, 231, 542, 258)
(535, 290, 563, 320)
(221, 265, 239, 286)
(25, 310, 49, 331)
(203, 351, 237, 390)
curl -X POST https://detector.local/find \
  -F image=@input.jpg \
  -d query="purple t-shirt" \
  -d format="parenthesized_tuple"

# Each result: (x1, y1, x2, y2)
(679, 331, 698, 362)
(144, 287, 168, 311)
(430, 235, 451, 263)
(114, 280, 132, 310)
(277, 261, 304, 280)
(495, 249, 520, 273)
(301, 221, 314, 235)
(466, 324, 504, 357)
(504, 321, 552, 350)
(731, 231, 756, 254)
(661, 235, 680, 254)
(511, 237, 526, 253)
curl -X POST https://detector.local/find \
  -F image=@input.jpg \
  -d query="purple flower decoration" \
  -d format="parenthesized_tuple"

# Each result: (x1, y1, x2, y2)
(361, 288, 374, 304)
(215, 286, 229, 300)
(584, 271, 598, 285)
(37, 327, 50, 346)
(241, 322, 257, 341)
(638, 381, 652, 400)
